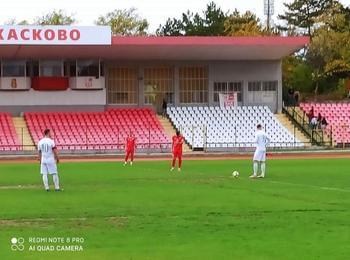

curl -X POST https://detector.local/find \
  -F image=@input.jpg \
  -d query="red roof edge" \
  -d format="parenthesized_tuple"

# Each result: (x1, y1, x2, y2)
(111, 36, 310, 46)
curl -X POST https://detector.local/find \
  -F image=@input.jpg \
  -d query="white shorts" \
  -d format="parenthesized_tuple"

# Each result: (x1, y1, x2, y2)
(253, 149, 266, 162)
(41, 163, 58, 175)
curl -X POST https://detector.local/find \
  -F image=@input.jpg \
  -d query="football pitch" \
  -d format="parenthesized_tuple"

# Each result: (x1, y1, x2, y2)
(0, 158, 350, 260)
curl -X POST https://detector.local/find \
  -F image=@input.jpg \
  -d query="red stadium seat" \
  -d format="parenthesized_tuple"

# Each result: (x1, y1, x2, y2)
(24, 109, 170, 151)
(300, 102, 350, 146)
(0, 113, 21, 151)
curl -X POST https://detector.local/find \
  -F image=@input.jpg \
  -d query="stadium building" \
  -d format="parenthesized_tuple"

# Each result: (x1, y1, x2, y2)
(0, 26, 308, 114)
(0, 25, 315, 152)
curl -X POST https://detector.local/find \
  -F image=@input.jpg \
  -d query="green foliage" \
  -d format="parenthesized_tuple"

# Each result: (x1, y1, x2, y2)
(157, 2, 278, 37)
(278, 0, 334, 36)
(305, 1, 350, 94)
(224, 9, 269, 36)
(333, 78, 349, 99)
(291, 62, 314, 93)
(278, 1, 350, 97)
(96, 8, 149, 36)
(156, 2, 227, 36)
(34, 9, 76, 25)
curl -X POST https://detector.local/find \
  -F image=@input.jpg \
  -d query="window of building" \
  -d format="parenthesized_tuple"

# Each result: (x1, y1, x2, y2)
(40, 60, 62, 76)
(77, 60, 99, 77)
(179, 67, 208, 104)
(213, 81, 242, 103)
(64, 60, 76, 77)
(2, 60, 26, 77)
(248, 81, 262, 91)
(262, 81, 277, 91)
(144, 67, 174, 105)
(100, 61, 105, 77)
(26, 60, 39, 77)
(108, 67, 138, 104)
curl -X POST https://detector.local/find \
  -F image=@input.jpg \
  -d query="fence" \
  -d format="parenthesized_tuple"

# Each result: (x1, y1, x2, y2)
(0, 124, 172, 154)
(176, 123, 312, 153)
(283, 106, 333, 147)
(1, 121, 348, 154)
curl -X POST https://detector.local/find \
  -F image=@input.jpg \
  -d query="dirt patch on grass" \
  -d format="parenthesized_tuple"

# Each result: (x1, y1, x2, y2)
(107, 216, 128, 228)
(0, 184, 42, 190)
(0, 218, 54, 228)
(0, 217, 88, 228)
(0, 216, 129, 229)
(1, 151, 350, 164)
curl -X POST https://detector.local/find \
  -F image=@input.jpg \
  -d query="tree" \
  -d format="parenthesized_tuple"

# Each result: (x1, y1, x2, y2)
(306, 1, 350, 94)
(95, 8, 148, 36)
(156, 2, 227, 36)
(282, 56, 313, 94)
(34, 9, 76, 25)
(224, 10, 269, 36)
(278, 0, 334, 36)
(156, 18, 183, 36)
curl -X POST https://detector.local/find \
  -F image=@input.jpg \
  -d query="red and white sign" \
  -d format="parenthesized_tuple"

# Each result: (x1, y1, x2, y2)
(70, 77, 105, 90)
(219, 93, 238, 108)
(0, 26, 111, 45)
(0, 77, 31, 90)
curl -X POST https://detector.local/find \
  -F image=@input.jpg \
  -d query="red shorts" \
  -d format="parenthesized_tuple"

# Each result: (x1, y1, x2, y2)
(173, 151, 182, 158)
(126, 149, 135, 154)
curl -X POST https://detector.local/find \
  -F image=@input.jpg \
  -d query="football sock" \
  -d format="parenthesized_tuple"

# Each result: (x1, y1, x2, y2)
(261, 162, 266, 177)
(172, 159, 176, 167)
(253, 162, 258, 176)
(42, 174, 49, 190)
(53, 174, 60, 190)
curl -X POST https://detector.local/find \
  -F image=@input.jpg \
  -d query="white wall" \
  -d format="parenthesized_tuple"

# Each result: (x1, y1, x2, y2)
(0, 77, 30, 90)
(209, 61, 280, 81)
(70, 77, 105, 90)
(0, 88, 106, 106)
(209, 60, 282, 112)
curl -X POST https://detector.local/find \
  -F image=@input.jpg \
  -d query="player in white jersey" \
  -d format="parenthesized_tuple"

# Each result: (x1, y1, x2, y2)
(38, 129, 60, 191)
(250, 124, 270, 179)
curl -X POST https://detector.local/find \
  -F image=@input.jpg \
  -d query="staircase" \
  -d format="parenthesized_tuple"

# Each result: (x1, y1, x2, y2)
(275, 113, 311, 146)
(293, 106, 333, 146)
(12, 117, 35, 150)
(157, 115, 191, 152)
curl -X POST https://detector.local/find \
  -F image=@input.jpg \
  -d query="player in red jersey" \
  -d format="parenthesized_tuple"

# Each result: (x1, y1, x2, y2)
(124, 132, 136, 166)
(171, 130, 184, 172)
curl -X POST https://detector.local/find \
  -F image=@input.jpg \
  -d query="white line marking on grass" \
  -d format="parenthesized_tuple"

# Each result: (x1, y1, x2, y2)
(0, 185, 40, 190)
(265, 180, 350, 193)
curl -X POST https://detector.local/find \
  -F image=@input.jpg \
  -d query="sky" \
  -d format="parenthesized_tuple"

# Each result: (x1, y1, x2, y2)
(1, 0, 349, 32)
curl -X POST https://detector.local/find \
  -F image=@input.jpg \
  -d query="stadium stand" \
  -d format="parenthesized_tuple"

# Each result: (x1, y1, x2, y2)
(24, 109, 170, 150)
(300, 102, 350, 146)
(0, 113, 21, 151)
(167, 106, 304, 149)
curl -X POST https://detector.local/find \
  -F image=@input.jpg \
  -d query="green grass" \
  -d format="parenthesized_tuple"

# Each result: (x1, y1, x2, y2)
(0, 158, 350, 260)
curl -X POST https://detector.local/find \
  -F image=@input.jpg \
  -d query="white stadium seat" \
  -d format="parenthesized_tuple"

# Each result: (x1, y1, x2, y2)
(167, 106, 303, 149)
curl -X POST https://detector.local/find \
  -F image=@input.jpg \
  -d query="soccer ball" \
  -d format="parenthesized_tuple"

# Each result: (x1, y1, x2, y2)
(232, 171, 239, 178)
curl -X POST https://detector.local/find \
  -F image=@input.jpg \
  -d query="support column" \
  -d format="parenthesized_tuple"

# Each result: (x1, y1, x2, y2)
(138, 65, 144, 106)
(174, 66, 180, 106)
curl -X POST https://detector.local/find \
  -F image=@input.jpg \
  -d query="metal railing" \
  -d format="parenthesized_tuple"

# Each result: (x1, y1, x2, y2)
(283, 106, 332, 147)
(0, 125, 172, 154)
(172, 122, 314, 152)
